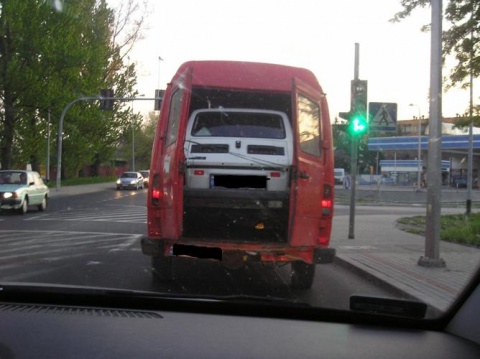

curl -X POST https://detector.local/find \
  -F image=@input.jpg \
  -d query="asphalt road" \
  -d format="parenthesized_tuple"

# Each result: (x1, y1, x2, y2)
(0, 187, 405, 310)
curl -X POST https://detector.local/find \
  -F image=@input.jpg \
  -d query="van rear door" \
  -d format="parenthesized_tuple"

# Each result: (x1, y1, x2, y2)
(158, 69, 192, 239)
(289, 79, 325, 247)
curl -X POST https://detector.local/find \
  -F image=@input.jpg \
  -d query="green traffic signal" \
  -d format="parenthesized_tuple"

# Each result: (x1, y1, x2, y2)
(348, 113, 368, 135)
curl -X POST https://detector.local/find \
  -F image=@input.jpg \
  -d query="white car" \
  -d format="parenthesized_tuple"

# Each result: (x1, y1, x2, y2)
(0, 170, 49, 214)
(334, 168, 345, 185)
(116, 171, 144, 190)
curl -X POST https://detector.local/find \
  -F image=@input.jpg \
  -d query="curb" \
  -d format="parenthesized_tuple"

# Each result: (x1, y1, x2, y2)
(332, 255, 420, 302)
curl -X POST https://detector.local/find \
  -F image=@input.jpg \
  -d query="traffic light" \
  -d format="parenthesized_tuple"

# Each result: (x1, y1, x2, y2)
(154, 89, 165, 111)
(100, 89, 114, 111)
(348, 79, 368, 136)
(348, 112, 368, 136)
(351, 79, 367, 114)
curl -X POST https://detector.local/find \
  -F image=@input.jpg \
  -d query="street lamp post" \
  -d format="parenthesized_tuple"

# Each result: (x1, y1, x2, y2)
(158, 56, 163, 89)
(132, 116, 135, 172)
(130, 94, 145, 172)
(56, 95, 159, 191)
(466, 8, 475, 215)
(409, 104, 422, 191)
(46, 110, 51, 181)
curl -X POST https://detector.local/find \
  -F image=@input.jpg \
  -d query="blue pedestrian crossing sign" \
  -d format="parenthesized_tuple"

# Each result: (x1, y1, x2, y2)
(369, 102, 397, 132)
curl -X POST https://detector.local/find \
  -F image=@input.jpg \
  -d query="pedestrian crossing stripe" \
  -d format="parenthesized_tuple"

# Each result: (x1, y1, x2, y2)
(23, 204, 146, 224)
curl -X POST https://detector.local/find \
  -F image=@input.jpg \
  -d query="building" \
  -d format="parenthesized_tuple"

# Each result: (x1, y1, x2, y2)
(368, 117, 480, 187)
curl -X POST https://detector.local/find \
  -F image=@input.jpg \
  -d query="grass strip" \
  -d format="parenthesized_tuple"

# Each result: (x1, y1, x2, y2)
(47, 176, 117, 188)
(397, 212, 480, 246)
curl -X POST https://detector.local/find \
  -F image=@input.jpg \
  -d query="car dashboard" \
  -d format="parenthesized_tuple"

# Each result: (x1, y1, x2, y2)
(1, 283, 479, 359)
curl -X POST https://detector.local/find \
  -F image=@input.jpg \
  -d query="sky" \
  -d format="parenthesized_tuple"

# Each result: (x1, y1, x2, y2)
(111, 0, 477, 122)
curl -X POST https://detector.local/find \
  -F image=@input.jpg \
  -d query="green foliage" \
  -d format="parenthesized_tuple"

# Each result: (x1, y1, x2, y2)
(332, 119, 351, 171)
(117, 111, 157, 170)
(390, 0, 431, 23)
(332, 118, 379, 174)
(443, 1, 480, 90)
(392, 0, 480, 124)
(0, 0, 145, 179)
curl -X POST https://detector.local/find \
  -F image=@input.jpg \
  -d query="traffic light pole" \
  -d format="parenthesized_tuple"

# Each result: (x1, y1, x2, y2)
(348, 135, 359, 239)
(55, 95, 161, 191)
(348, 43, 360, 239)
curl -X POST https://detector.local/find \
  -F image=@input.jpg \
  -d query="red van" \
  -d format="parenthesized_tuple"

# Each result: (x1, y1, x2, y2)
(142, 60, 335, 289)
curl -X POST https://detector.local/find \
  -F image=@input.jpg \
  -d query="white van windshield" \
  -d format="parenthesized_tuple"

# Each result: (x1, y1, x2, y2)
(191, 111, 286, 139)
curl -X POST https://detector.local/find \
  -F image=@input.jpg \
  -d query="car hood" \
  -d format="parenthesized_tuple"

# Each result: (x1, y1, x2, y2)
(0, 184, 26, 192)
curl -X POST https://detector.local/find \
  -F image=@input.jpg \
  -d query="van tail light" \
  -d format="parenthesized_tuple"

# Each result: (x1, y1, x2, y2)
(321, 184, 333, 216)
(152, 189, 162, 200)
(151, 173, 162, 206)
(321, 198, 333, 211)
(319, 183, 333, 245)
(151, 188, 162, 206)
(194, 170, 204, 176)
(270, 172, 281, 178)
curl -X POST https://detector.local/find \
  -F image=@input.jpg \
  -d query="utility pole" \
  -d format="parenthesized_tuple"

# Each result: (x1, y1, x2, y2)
(46, 110, 51, 181)
(466, 7, 474, 215)
(419, 0, 445, 268)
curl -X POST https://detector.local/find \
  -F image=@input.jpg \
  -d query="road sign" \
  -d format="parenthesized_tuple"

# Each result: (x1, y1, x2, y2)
(369, 102, 397, 132)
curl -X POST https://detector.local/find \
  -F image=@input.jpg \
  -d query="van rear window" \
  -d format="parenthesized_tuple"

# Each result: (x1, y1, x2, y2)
(191, 112, 286, 139)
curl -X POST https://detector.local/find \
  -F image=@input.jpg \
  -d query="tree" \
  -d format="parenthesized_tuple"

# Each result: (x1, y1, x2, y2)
(332, 118, 351, 171)
(392, 0, 480, 126)
(0, 0, 147, 177)
(118, 111, 157, 171)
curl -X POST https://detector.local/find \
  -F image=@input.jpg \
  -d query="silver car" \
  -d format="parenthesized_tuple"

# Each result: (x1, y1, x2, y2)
(116, 171, 144, 190)
(0, 170, 49, 214)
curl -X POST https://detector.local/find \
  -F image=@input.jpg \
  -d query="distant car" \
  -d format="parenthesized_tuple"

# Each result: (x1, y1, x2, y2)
(139, 170, 150, 188)
(116, 172, 144, 190)
(452, 177, 468, 188)
(334, 168, 345, 185)
(0, 170, 49, 214)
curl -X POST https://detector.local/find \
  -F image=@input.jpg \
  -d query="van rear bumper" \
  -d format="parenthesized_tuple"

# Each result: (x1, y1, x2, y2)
(141, 237, 335, 266)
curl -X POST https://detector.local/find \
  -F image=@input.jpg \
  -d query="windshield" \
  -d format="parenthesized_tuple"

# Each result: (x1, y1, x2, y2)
(121, 172, 137, 178)
(191, 111, 287, 139)
(1, 0, 479, 323)
(0, 171, 26, 185)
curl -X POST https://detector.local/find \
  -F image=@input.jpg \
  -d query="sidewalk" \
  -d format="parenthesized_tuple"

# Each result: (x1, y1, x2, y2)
(331, 209, 480, 313)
